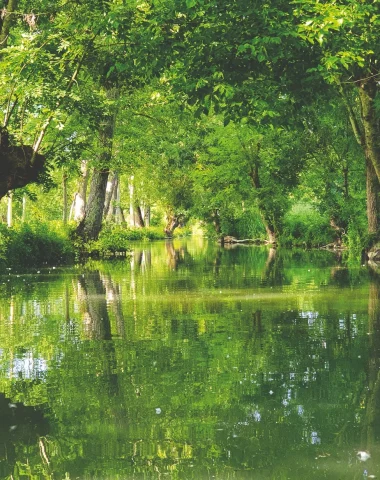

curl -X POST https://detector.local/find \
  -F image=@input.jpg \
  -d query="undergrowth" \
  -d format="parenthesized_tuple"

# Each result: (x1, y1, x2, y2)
(75, 225, 192, 258)
(0, 222, 74, 269)
(281, 204, 336, 247)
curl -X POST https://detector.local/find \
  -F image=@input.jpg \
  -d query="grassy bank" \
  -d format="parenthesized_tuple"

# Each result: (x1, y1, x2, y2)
(0, 211, 369, 271)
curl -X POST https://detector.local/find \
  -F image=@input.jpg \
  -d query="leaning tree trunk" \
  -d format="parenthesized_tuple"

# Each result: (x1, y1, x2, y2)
(261, 214, 276, 244)
(367, 157, 380, 236)
(0, 2, 86, 201)
(76, 88, 117, 242)
(164, 213, 183, 237)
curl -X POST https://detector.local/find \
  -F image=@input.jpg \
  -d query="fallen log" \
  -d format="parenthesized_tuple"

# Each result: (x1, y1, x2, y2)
(218, 236, 270, 245)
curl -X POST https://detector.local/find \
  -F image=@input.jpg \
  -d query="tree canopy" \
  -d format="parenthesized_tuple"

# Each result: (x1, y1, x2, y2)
(0, 0, 378, 249)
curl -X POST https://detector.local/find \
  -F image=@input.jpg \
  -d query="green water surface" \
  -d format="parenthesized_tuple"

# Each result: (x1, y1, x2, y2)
(0, 238, 378, 480)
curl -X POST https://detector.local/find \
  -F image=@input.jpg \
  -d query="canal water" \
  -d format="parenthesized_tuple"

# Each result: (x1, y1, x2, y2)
(0, 238, 378, 479)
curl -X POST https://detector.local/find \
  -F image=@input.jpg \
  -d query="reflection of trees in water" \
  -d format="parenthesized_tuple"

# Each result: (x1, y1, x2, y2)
(261, 247, 277, 283)
(4, 244, 380, 478)
(100, 273, 126, 339)
(363, 273, 380, 449)
(76, 269, 128, 341)
(165, 240, 188, 270)
(77, 271, 111, 340)
(76, 271, 119, 396)
(213, 248, 222, 276)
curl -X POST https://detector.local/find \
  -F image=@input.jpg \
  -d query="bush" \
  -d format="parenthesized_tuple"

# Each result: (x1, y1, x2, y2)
(232, 209, 267, 239)
(344, 220, 371, 261)
(173, 225, 192, 238)
(85, 226, 168, 257)
(0, 222, 74, 269)
(281, 203, 336, 247)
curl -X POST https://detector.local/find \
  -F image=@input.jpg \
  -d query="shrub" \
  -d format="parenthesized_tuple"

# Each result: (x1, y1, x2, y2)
(173, 225, 192, 238)
(85, 226, 168, 257)
(232, 209, 267, 239)
(344, 220, 371, 261)
(281, 203, 335, 247)
(0, 222, 74, 269)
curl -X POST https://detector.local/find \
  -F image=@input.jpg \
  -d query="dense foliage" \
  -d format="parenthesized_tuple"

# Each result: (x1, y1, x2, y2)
(0, 0, 379, 252)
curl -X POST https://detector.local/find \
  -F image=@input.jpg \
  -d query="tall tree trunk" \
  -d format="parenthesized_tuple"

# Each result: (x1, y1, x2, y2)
(104, 172, 118, 218)
(358, 79, 380, 184)
(249, 160, 277, 244)
(128, 176, 135, 227)
(339, 85, 380, 238)
(62, 171, 68, 226)
(114, 181, 125, 224)
(76, 169, 109, 241)
(367, 157, 380, 235)
(7, 191, 12, 227)
(22, 194, 26, 222)
(76, 89, 117, 241)
(343, 164, 349, 200)
(144, 205, 151, 227)
(134, 204, 145, 227)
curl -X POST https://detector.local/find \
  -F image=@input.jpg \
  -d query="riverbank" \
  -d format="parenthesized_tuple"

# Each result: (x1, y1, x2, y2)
(0, 221, 371, 270)
(0, 223, 192, 269)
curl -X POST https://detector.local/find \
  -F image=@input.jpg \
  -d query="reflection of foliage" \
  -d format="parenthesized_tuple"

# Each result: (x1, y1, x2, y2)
(0, 243, 375, 478)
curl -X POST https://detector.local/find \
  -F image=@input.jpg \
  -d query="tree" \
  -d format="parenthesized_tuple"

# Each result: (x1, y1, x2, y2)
(296, 97, 367, 243)
(193, 119, 309, 243)
(112, 85, 202, 235)
(76, 86, 118, 241)
(294, 0, 380, 237)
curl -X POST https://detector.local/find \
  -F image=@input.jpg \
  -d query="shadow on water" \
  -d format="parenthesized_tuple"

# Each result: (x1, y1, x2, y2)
(0, 393, 48, 478)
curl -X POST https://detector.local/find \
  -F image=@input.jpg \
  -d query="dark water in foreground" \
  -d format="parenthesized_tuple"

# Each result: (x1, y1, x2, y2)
(0, 238, 379, 479)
